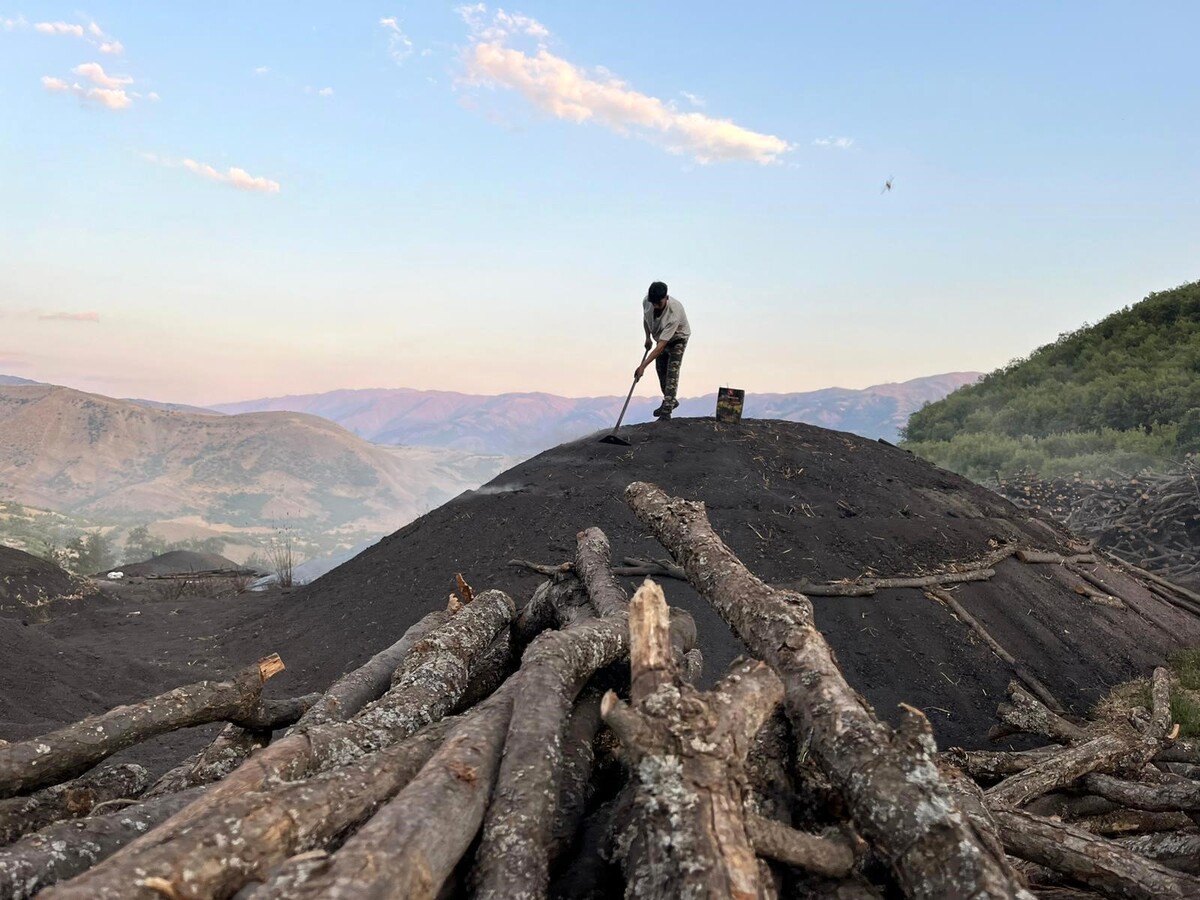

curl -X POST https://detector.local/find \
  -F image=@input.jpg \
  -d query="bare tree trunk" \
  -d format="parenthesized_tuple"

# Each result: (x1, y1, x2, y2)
(257, 684, 517, 900)
(625, 481, 1030, 900)
(41, 719, 456, 899)
(603, 579, 785, 899)
(992, 806, 1200, 899)
(0, 787, 205, 899)
(0, 763, 149, 846)
(143, 725, 269, 799)
(472, 527, 632, 900)
(233, 693, 321, 730)
(44, 592, 515, 898)
(0, 655, 283, 798)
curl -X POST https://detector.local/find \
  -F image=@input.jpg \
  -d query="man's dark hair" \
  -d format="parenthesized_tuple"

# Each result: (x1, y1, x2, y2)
(648, 281, 668, 304)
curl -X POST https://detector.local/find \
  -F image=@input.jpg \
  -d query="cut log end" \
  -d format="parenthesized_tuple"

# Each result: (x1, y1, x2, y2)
(258, 653, 286, 682)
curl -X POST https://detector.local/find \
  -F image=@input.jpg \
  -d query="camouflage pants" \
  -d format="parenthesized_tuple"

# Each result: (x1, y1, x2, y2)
(655, 338, 687, 409)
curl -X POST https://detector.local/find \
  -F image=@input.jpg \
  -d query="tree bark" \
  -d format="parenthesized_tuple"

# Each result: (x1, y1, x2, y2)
(0, 763, 149, 846)
(472, 527, 632, 900)
(940, 746, 1059, 779)
(1081, 772, 1200, 812)
(985, 727, 1158, 808)
(257, 683, 517, 900)
(143, 725, 269, 799)
(0, 655, 283, 798)
(46, 593, 514, 896)
(604, 579, 784, 900)
(0, 787, 205, 899)
(232, 693, 321, 731)
(41, 719, 456, 899)
(626, 481, 1030, 900)
(786, 569, 994, 597)
(1113, 831, 1200, 874)
(988, 682, 1088, 745)
(991, 806, 1200, 899)
(745, 815, 856, 878)
(295, 608, 449, 728)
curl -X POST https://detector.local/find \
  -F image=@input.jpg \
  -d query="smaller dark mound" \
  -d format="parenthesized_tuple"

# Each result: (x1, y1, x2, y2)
(114, 550, 241, 577)
(0, 544, 91, 618)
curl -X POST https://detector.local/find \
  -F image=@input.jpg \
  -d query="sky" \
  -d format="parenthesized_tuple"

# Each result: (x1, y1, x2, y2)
(1, 2, 1198, 405)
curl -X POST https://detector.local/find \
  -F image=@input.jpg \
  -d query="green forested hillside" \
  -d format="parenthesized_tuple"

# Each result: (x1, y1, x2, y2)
(902, 280, 1200, 480)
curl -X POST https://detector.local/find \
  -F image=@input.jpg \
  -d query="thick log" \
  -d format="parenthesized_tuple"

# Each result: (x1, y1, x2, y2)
(511, 572, 590, 650)
(296, 608, 449, 727)
(1082, 772, 1200, 812)
(988, 682, 1088, 745)
(42, 718, 457, 899)
(1072, 808, 1195, 835)
(985, 727, 1158, 808)
(232, 693, 321, 731)
(0, 787, 205, 899)
(0, 654, 283, 798)
(941, 746, 1059, 779)
(626, 481, 1030, 900)
(0, 763, 149, 846)
(745, 815, 855, 878)
(1113, 831, 1200, 874)
(992, 806, 1200, 899)
(604, 578, 784, 900)
(258, 684, 516, 900)
(143, 724, 269, 799)
(548, 687, 605, 864)
(457, 628, 516, 710)
(473, 617, 627, 898)
(926, 588, 1065, 713)
(48, 593, 515, 896)
(1023, 793, 1117, 821)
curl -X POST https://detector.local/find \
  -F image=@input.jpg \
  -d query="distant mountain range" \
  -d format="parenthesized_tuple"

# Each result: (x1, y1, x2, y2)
(213, 373, 982, 457)
(0, 384, 511, 541)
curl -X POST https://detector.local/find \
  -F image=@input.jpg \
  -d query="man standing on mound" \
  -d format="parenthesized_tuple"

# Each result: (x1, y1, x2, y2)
(636, 281, 691, 420)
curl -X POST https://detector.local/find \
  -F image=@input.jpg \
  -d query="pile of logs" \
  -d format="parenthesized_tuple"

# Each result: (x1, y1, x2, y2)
(996, 464, 1200, 583)
(1, 481, 1198, 899)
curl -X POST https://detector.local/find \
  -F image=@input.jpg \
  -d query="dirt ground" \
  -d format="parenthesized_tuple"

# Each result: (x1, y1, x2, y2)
(3, 418, 1200, 774)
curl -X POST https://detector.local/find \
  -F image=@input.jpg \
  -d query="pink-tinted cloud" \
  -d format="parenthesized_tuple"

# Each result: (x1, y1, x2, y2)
(181, 158, 282, 193)
(99, 40, 124, 55)
(42, 75, 133, 110)
(38, 311, 101, 322)
(72, 62, 132, 89)
(459, 6, 791, 164)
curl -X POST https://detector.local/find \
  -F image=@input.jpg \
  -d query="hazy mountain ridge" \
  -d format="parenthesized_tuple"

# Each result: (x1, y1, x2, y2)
(0, 385, 511, 538)
(213, 372, 981, 456)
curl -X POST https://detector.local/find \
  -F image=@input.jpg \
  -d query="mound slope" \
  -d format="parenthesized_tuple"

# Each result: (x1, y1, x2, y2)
(275, 418, 1200, 749)
(0, 544, 91, 618)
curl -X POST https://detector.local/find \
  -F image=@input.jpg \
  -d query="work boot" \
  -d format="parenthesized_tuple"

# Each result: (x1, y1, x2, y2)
(652, 404, 669, 418)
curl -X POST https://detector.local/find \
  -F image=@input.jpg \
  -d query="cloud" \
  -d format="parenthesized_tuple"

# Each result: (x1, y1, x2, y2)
(681, 91, 705, 108)
(254, 65, 270, 75)
(42, 75, 132, 110)
(72, 62, 132, 89)
(812, 136, 855, 149)
(34, 20, 84, 37)
(379, 16, 413, 64)
(181, 158, 281, 193)
(459, 8, 791, 164)
(88, 21, 103, 37)
(318, 86, 334, 97)
(99, 40, 123, 55)
(2, 15, 27, 30)
(38, 311, 100, 322)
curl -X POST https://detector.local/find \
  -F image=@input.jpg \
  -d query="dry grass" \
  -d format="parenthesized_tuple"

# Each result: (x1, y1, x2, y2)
(1094, 649, 1200, 738)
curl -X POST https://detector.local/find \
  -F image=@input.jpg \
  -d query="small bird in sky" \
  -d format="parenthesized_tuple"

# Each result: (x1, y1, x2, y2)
(881, 176, 894, 194)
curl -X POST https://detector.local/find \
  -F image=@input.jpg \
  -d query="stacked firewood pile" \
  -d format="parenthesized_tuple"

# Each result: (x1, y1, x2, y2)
(2, 482, 1199, 899)
(996, 463, 1200, 583)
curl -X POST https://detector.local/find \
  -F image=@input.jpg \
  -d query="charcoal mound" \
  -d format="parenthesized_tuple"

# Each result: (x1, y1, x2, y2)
(113, 550, 242, 577)
(272, 418, 1200, 749)
(0, 544, 92, 618)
